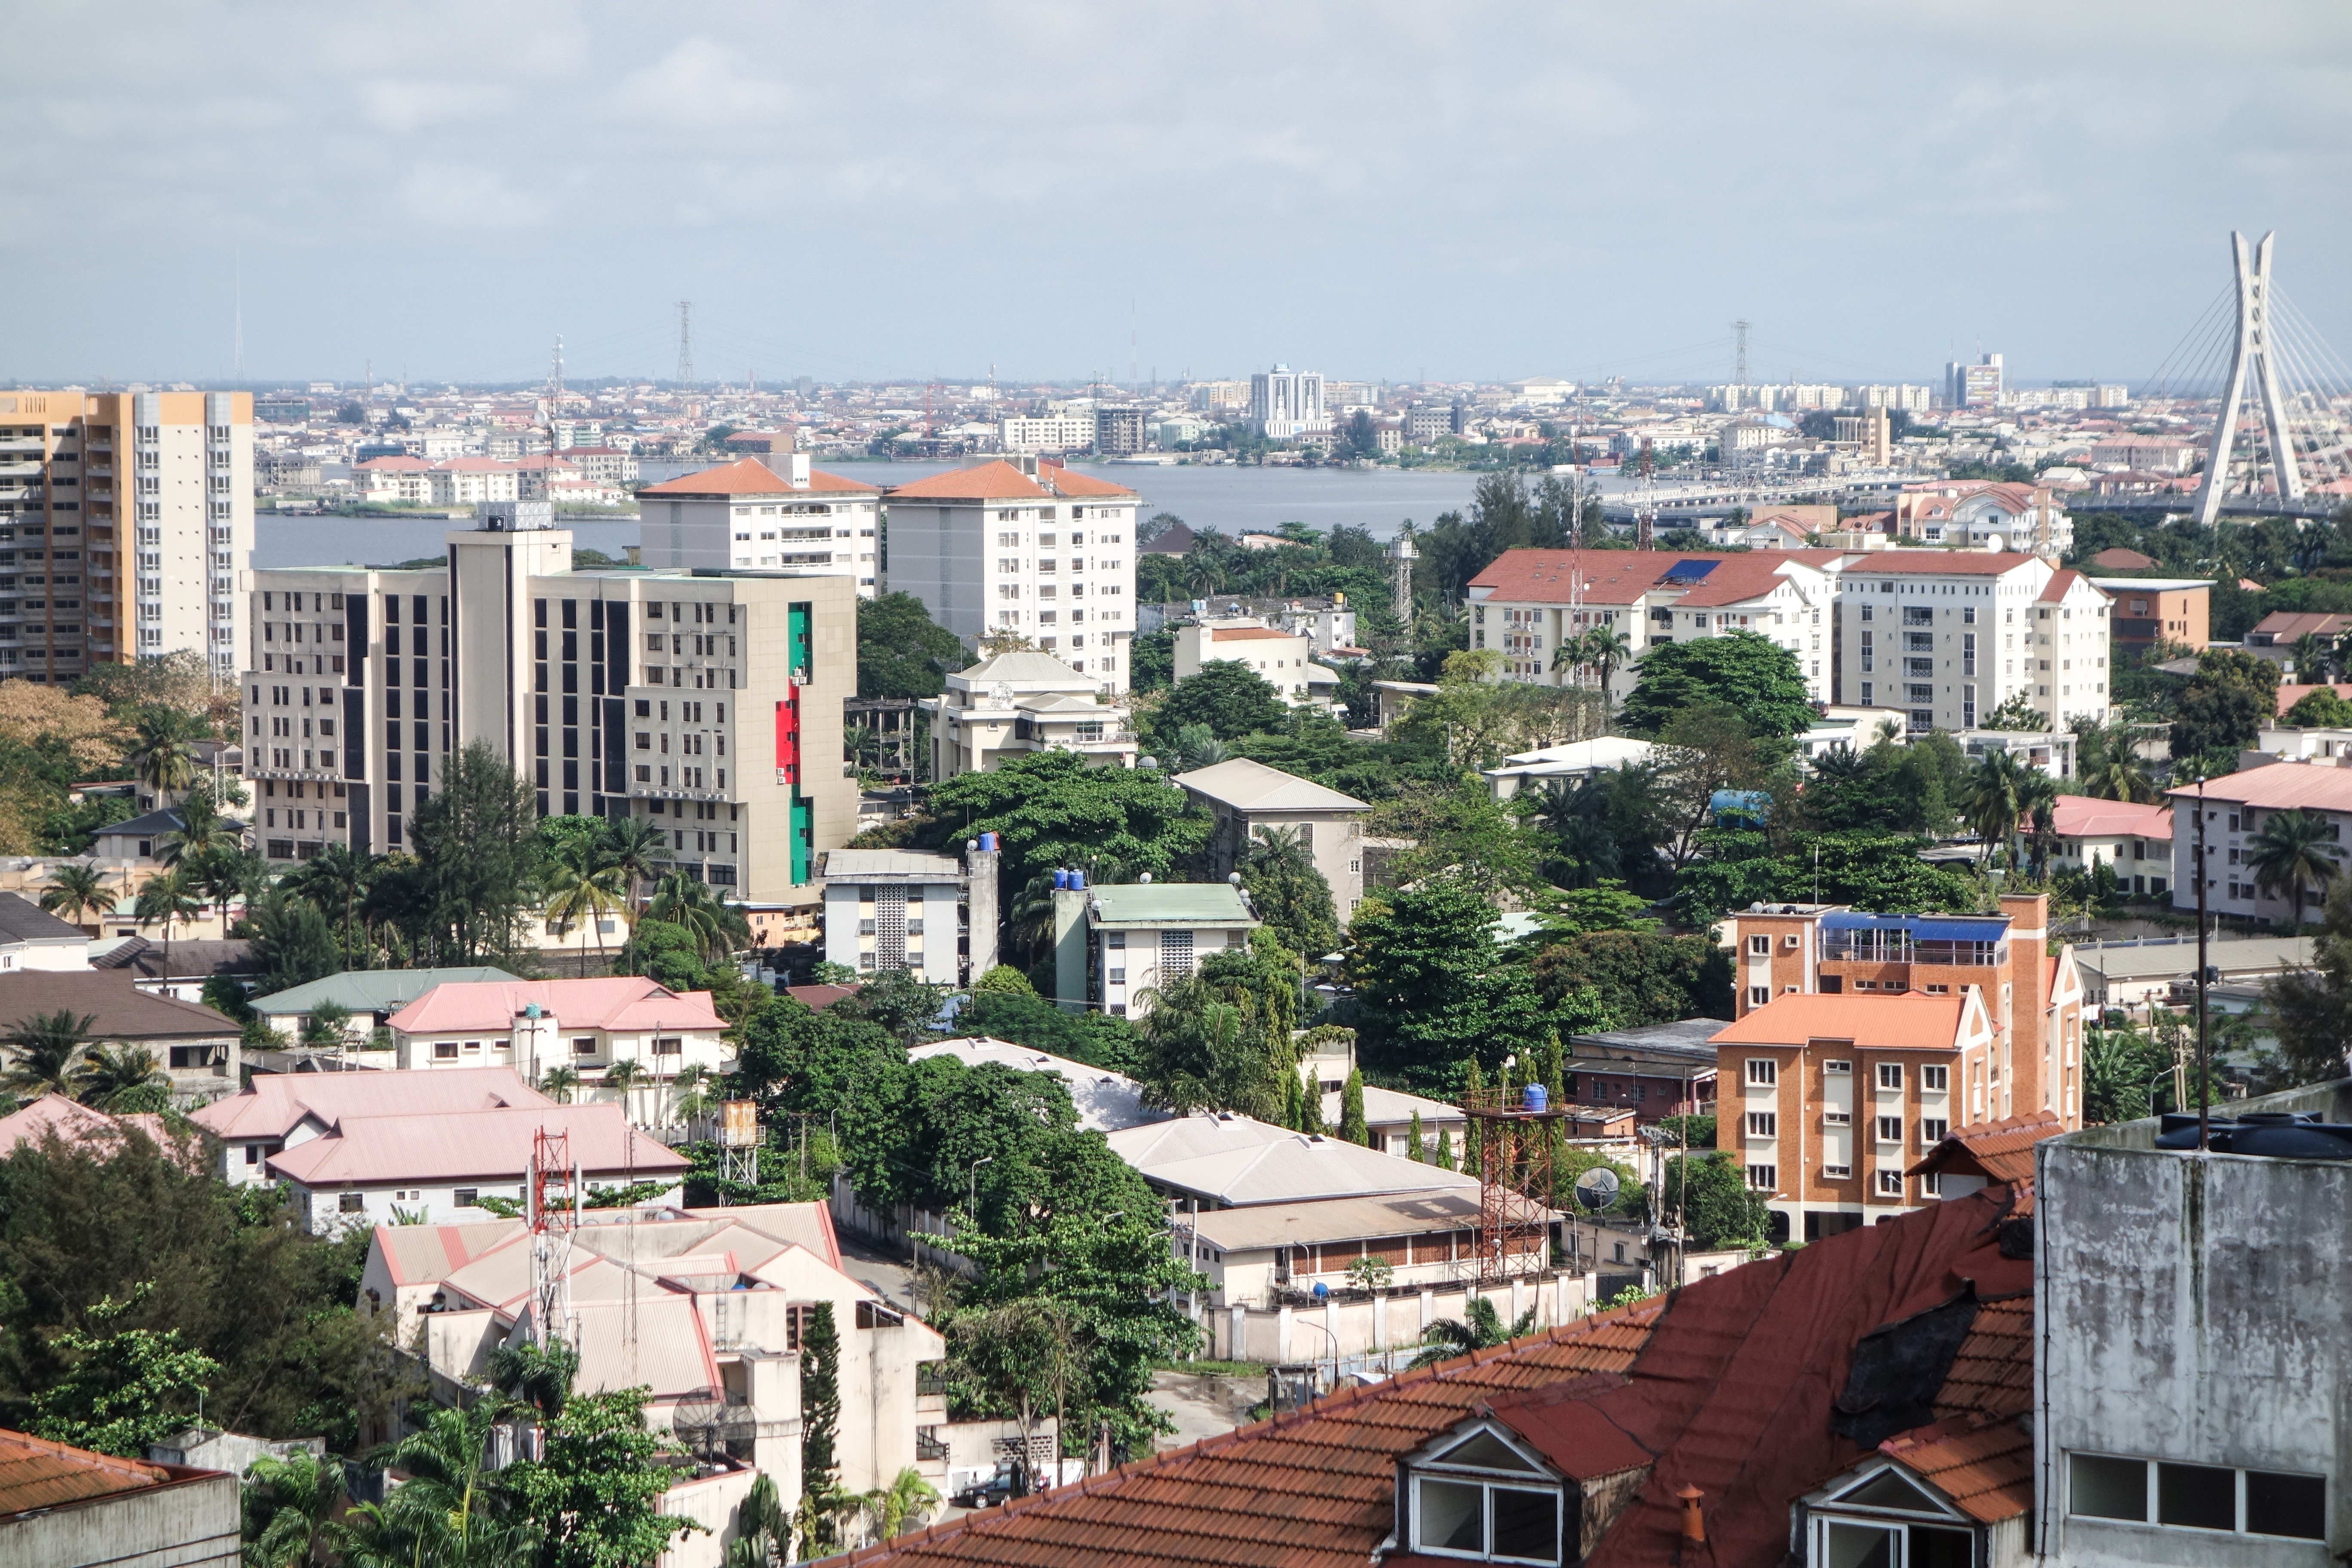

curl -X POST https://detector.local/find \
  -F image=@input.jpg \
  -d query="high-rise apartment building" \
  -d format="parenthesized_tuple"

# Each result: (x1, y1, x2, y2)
(882, 458, 1138, 691)
(636, 456, 881, 597)
(1094, 406, 1148, 457)
(1832, 549, 2110, 732)
(0, 389, 251, 685)
(240, 502, 857, 917)
(1249, 365, 1330, 440)
(1946, 353, 2004, 409)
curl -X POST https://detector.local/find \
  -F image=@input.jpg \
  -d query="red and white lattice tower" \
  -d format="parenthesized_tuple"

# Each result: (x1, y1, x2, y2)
(528, 1126, 582, 1349)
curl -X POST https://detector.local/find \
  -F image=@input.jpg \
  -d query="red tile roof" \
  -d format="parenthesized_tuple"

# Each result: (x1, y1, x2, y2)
(2048, 794, 2171, 842)
(2037, 568, 2084, 603)
(836, 1188, 2029, 1568)
(2250, 611, 2352, 642)
(637, 458, 879, 497)
(1877, 1418, 2033, 1522)
(0, 1427, 181, 1518)
(2089, 547, 2156, 569)
(2273, 682, 2352, 717)
(1710, 992, 1966, 1051)
(1908, 1110, 2064, 1190)
(1935, 1296, 2034, 1423)
(885, 460, 1136, 502)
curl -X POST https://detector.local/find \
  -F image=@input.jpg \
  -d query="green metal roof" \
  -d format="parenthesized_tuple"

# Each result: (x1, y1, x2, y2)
(252, 966, 522, 1016)
(1085, 882, 1257, 928)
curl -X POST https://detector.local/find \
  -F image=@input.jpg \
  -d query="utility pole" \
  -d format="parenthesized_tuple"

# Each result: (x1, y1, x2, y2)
(2195, 774, 2211, 1151)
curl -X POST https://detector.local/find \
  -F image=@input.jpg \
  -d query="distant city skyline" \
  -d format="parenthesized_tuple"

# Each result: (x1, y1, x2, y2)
(4, 3, 2346, 387)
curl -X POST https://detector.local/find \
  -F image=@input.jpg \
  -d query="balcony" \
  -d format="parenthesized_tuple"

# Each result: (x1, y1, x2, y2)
(1822, 929, 2008, 967)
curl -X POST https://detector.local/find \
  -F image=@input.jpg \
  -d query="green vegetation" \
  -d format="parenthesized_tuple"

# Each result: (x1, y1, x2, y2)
(1618, 634, 1816, 739)
(857, 591, 969, 699)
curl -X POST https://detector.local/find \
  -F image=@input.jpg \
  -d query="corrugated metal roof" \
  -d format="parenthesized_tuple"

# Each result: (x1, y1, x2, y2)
(1086, 882, 1257, 928)
(1819, 912, 2011, 941)
(266, 1102, 689, 1187)
(908, 1038, 1167, 1133)
(252, 966, 521, 1017)
(1109, 1113, 1477, 1205)
(191, 1065, 551, 1141)
(1173, 757, 1369, 814)
(819, 848, 964, 881)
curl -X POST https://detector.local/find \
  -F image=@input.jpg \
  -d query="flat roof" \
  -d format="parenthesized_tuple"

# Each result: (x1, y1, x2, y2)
(1186, 1188, 1550, 1251)
(1086, 882, 1257, 928)
(820, 848, 963, 881)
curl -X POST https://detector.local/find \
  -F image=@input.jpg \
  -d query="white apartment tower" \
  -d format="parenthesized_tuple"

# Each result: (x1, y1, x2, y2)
(241, 502, 858, 919)
(636, 456, 881, 596)
(1250, 365, 1331, 440)
(882, 458, 1139, 692)
(1834, 552, 2113, 732)
(0, 389, 251, 685)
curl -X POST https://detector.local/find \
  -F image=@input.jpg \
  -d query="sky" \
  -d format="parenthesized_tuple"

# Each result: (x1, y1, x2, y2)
(4, 1, 2349, 391)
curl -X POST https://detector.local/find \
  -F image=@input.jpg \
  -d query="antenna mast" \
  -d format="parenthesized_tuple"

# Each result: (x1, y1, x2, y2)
(676, 301, 694, 390)
(528, 1127, 582, 1350)
(1733, 320, 1750, 406)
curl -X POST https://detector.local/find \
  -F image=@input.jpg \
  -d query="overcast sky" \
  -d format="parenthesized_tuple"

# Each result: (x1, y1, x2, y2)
(5, 2, 2348, 391)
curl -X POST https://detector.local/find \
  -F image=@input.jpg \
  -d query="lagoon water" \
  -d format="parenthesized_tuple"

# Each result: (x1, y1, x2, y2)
(254, 462, 1495, 569)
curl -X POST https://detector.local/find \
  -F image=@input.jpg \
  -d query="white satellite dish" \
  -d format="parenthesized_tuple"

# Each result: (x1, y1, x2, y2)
(1574, 1167, 1621, 1212)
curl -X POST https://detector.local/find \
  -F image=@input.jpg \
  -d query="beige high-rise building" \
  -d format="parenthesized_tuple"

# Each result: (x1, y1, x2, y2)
(0, 389, 252, 685)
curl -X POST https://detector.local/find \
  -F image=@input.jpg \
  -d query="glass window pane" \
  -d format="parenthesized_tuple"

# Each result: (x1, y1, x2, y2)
(2069, 1454, 2147, 1521)
(1437, 1431, 1543, 1473)
(1908, 1525, 1973, 1568)
(1418, 1479, 1483, 1554)
(2157, 1462, 2236, 1531)
(1491, 1487, 1559, 1564)
(2245, 1471, 2327, 1540)
(1825, 1521, 1897, 1568)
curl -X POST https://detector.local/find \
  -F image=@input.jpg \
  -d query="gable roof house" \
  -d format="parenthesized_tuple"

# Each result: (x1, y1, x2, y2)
(824, 1173, 2042, 1568)
(0, 968, 241, 1104)
(383, 977, 728, 1122)
(190, 1064, 555, 1187)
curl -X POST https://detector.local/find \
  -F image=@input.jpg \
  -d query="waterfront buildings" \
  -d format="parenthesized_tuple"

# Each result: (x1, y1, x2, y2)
(1249, 366, 1331, 441)
(637, 456, 881, 596)
(0, 389, 251, 685)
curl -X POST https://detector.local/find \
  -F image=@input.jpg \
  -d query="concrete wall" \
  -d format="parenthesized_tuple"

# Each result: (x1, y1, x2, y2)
(1199, 1273, 1595, 1365)
(0, 1468, 239, 1568)
(2037, 1082, 2352, 1566)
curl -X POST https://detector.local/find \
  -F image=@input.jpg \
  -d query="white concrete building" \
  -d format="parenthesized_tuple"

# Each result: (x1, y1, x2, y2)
(883, 457, 1138, 689)
(820, 848, 965, 983)
(925, 649, 1138, 780)
(1832, 553, 2113, 734)
(0, 890, 96, 970)
(999, 413, 1098, 453)
(240, 501, 859, 910)
(1173, 622, 1338, 707)
(0, 389, 252, 687)
(2166, 761, 2352, 924)
(1172, 757, 1369, 926)
(1050, 879, 1260, 1017)
(636, 456, 882, 596)
(1249, 366, 1331, 441)
(385, 976, 731, 1112)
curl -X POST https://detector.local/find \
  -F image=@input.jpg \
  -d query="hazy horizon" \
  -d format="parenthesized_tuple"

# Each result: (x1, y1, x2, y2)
(6, 2, 2347, 390)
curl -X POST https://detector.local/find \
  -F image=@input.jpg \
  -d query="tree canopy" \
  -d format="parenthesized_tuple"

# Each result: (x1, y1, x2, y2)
(1619, 632, 1817, 739)
(858, 591, 970, 699)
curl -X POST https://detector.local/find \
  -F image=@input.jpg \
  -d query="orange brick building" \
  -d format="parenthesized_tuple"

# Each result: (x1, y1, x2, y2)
(1712, 894, 2083, 1240)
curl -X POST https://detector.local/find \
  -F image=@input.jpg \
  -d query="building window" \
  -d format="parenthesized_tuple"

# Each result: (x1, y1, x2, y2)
(339, 1192, 364, 1213)
(1407, 1429, 1565, 1565)
(454, 1188, 479, 1207)
(573, 1037, 596, 1056)
(1746, 1058, 1776, 1087)
(1748, 986, 1770, 1007)
(1748, 934, 1770, 956)
(1746, 1164, 1777, 1191)
(1824, 1060, 1851, 1075)
(652, 1036, 682, 1055)
(1877, 1116, 1903, 1144)
(1876, 1170, 1904, 1196)
(1877, 1063, 1903, 1090)
(1921, 1065, 1948, 1091)
(1920, 1118, 1948, 1144)
(2067, 1453, 2324, 1540)
(1745, 1112, 1777, 1138)
(434, 1041, 459, 1060)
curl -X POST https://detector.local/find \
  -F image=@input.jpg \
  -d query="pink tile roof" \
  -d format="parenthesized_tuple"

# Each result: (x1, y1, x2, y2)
(2049, 795, 2171, 841)
(386, 978, 723, 1036)
(0, 1094, 181, 1161)
(1711, 992, 1966, 1050)
(2164, 762, 2352, 812)
(190, 1064, 551, 1142)
(2276, 682, 2352, 716)
(266, 1102, 688, 1187)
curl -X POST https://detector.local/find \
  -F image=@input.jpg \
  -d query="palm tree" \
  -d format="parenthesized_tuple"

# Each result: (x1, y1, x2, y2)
(190, 844, 269, 935)
(125, 707, 200, 808)
(286, 843, 371, 967)
(543, 835, 628, 964)
(2246, 807, 2341, 933)
(157, 782, 230, 869)
(3, 1010, 95, 1098)
(1961, 749, 2030, 866)
(669, 1062, 718, 1128)
(1581, 624, 1633, 697)
(2018, 771, 2061, 880)
(861, 1466, 943, 1543)
(2076, 721, 2158, 804)
(648, 871, 748, 965)
(538, 1063, 582, 1104)
(40, 862, 116, 933)
(243, 1449, 346, 1568)
(605, 817, 671, 923)
(133, 869, 203, 981)
(72, 1043, 172, 1111)
(602, 1058, 650, 1123)
(337, 1401, 528, 1567)
(1408, 1295, 1539, 1369)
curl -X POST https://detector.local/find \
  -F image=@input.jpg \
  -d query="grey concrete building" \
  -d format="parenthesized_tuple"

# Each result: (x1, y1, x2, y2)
(1171, 757, 1369, 928)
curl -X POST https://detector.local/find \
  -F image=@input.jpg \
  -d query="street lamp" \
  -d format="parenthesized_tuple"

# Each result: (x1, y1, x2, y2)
(968, 1156, 995, 1217)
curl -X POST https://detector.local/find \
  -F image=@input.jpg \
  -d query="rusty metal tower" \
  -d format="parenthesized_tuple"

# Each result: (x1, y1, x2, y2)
(1461, 1081, 1569, 1286)
(528, 1126, 582, 1348)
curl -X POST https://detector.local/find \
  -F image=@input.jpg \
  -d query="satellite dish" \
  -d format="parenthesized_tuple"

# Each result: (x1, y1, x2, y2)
(1574, 1167, 1621, 1213)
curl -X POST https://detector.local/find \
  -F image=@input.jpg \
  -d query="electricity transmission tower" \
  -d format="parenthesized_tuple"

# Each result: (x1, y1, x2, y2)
(676, 301, 694, 390)
(2194, 232, 2302, 525)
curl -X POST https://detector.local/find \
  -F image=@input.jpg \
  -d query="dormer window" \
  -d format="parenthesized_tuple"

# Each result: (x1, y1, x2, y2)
(1404, 1423, 1564, 1564)
(1801, 1458, 1980, 1568)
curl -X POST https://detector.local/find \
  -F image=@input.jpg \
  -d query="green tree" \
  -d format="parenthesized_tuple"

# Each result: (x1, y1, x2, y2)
(1405, 1108, 1426, 1162)
(604, 816, 671, 922)
(1531, 930, 1733, 1026)
(242, 1449, 346, 1568)
(2171, 649, 2280, 766)
(1962, 749, 2032, 865)
(1983, 692, 2049, 732)
(958, 989, 1141, 1074)
(1648, 703, 1793, 867)
(858, 591, 971, 699)
(71, 1044, 171, 1112)
(2082, 1025, 2169, 1124)
(1347, 877, 1555, 1088)
(542, 832, 628, 964)
(1155, 661, 1289, 742)
(645, 870, 750, 965)
(1618, 632, 1816, 739)
(1238, 825, 1338, 961)
(1133, 976, 1277, 1117)
(1128, 628, 1176, 692)
(2247, 807, 2340, 932)
(1408, 1296, 1536, 1368)
(539, 1064, 582, 1104)
(408, 741, 539, 964)
(133, 868, 204, 980)
(1661, 1152, 1773, 1250)
(2284, 687, 2352, 728)
(126, 707, 202, 805)
(251, 894, 342, 995)
(861, 1466, 943, 1544)
(40, 861, 116, 931)
(801, 1301, 842, 1506)
(3, 1008, 95, 1098)
(835, 968, 950, 1048)
(915, 752, 1211, 922)
(504, 1386, 697, 1568)
(1432, 1126, 1456, 1171)
(27, 1286, 220, 1457)
(1338, 1067, 1369, 1146)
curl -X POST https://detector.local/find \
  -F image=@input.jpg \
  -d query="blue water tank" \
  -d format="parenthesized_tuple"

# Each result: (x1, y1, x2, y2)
(1053, 870, 1070, 890)
(1524, 1084, 1549, 1114)
(1070, 870, 1087, 890)
(979, 831, 999, 852)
